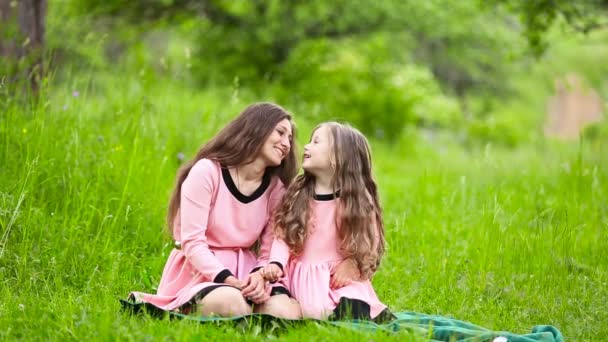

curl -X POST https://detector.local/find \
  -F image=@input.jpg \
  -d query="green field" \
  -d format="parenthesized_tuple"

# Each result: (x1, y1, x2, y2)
(1, 73, 606, 340)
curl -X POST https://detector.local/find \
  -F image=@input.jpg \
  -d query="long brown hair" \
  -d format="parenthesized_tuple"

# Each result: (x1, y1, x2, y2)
(274, 122, 385, 279)
(167, 102, 297, 232)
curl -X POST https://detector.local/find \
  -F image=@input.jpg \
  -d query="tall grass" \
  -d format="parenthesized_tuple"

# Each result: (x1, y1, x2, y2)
(0, 71, 606, 341)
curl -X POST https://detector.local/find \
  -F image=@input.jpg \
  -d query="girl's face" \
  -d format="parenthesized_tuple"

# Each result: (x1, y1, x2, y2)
(302, 125, 333, 175)
(259, 118, 292, 167)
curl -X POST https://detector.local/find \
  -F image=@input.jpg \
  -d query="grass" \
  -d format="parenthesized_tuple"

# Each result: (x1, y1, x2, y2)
(0, 72, 606, 341)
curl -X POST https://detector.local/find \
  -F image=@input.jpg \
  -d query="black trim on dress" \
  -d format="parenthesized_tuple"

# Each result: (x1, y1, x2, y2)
(213, 269, 234, 283)
(221, 167, 271, 204)
(313, 191, 341, 201)
(331, 297, 396, 323)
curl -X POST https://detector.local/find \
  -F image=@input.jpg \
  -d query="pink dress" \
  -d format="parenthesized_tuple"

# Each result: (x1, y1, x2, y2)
(270, 194, 388, 320)
(128, 158, 286, 312)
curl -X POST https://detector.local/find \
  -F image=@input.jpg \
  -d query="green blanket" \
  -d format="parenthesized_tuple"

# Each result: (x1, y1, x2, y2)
(142, 308, 563, 341)
(329, 311, 563, 342)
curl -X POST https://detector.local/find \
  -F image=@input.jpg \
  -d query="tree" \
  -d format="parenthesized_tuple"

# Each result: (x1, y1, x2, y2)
(74, 1, 525, 97)
(487, 0, 608, 55)
(0, 0, 47, 95)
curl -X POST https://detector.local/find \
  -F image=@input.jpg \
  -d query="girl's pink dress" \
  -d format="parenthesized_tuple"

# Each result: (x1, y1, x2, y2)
(270, 194, 388, 320)
(127, 158, 286, 312)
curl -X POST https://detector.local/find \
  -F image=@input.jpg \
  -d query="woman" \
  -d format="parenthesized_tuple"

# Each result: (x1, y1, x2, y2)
(124, 102, 301, 319)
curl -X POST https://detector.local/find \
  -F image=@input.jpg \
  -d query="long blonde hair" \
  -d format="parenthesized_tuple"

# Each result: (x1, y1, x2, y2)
(274, 122, 385, 278)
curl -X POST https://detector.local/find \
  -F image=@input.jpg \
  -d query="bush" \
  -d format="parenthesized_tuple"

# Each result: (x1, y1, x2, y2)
(273, 37, 462, 142)
(582, 119, 608, 142)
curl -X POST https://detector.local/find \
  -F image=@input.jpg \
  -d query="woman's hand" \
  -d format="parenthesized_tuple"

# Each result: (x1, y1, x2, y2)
(223, 275, 245, 289)
(330, 258, 361, 289)
(241, 271, 270, 304)
(261, 263, 283, 283)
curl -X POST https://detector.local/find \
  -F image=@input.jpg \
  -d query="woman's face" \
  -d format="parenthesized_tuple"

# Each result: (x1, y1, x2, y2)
(259, 118, 292, 167)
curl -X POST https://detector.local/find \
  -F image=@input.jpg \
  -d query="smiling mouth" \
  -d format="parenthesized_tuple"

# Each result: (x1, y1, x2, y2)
(303, 152, 311, 159)
(275, 147, 286, 159)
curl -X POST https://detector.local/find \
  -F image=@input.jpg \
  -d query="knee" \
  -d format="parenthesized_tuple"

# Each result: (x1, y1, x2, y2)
(258, 295, 302, 320)
(273, 301, 302, 320)
(223, 291, 252, 316)
(276, 305, 302, 320)
(198, 287, 252, 317)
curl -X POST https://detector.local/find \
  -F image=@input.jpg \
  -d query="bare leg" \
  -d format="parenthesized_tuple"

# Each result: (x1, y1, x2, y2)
(255, 294, 302, 320)
(196, 286, 252, 317)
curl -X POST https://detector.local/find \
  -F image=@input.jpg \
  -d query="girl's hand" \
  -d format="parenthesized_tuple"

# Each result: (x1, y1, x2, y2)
(223, 275, 245, 289)
(261, 263, 283, 282)
(330, 258, 360, 289)
(241, 271, 270, 304)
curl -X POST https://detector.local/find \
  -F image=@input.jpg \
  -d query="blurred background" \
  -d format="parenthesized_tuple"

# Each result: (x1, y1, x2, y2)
(2, 0, 607, 148)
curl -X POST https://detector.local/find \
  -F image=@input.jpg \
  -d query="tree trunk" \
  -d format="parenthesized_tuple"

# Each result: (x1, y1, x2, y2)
(0, 0, 47, 95)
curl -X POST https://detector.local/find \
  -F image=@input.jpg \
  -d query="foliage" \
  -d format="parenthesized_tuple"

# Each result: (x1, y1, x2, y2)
(272, 36, 462, 141)
(487, 0, 608, 55)
(582, 119, 608, 142)
(35, 0, 608, 147)
(68, 0, 527, 98)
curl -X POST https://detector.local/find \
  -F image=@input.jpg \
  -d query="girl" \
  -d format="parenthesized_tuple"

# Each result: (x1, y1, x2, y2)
(124, 103, 301, 319)
(262, 122, 394, 322)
